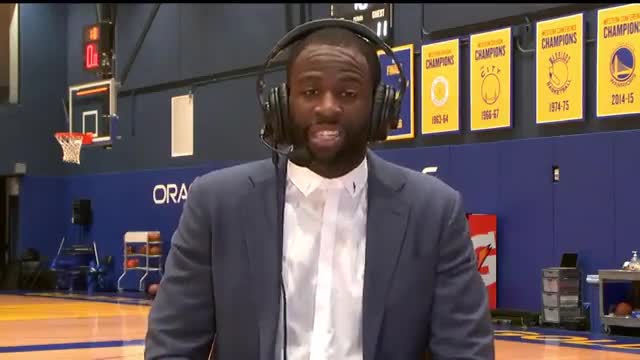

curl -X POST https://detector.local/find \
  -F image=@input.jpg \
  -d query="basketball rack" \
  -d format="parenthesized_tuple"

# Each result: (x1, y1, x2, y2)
(117, 231, 163, 292)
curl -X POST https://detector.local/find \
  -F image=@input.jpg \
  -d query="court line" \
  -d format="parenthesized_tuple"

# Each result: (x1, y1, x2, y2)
(23, 294, 153, 306)
(0, 339, 145, 353)
(496, 336, 640, 355)
(495, 326, 640, 355)
(7, 291, 153, 306)
(2, 330, 639, 355)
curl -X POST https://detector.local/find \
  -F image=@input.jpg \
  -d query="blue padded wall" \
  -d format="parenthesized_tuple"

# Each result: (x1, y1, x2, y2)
(613, 130, 640, 266)
(449, 143, 500, 214)
(375, 146, 451, 183)
(18, 177, 68, 262)
(553, 133, 616, 276)
(497, 138, 555, 310)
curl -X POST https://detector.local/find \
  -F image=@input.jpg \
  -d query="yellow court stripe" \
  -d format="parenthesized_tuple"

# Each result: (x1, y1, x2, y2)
(23, 292, 153, 305)
(0, 302, 149, 321)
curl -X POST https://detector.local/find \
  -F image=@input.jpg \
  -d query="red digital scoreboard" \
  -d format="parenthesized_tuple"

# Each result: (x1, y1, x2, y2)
(83, 22, 113, 75)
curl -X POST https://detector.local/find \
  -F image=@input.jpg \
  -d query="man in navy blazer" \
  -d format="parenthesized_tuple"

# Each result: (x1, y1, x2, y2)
(145, 21, 494, 360)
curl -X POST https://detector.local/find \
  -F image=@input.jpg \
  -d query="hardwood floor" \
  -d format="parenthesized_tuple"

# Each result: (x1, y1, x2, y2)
(1, 293, 639, 359)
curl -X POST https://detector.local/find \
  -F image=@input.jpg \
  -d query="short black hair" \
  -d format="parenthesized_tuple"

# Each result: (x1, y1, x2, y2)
(285, 27, 382, 89)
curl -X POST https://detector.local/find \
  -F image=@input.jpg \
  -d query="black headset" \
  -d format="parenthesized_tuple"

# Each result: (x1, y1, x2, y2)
(256, 18, 408, 152)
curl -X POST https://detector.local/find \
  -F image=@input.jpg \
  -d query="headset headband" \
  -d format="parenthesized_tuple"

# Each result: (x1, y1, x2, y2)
(256, 18, 407, 111)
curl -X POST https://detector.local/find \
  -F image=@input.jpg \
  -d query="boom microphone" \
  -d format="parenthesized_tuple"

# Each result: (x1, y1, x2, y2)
(259, 129, 313, 167)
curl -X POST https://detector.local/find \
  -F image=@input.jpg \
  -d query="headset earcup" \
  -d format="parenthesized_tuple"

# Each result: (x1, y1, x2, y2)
(379, 86, 403, 141)
(278, 83, 289, 143)
(269, 87, 283, 143)
(370, 83, 387, 141)
(386, 87, 401, 130)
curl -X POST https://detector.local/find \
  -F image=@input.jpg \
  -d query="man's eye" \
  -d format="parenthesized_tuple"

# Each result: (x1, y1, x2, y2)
(303, 89, 318, 96)
(342, 90, 357, 97)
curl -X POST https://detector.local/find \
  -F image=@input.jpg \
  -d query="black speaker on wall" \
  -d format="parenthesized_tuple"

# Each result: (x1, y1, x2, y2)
(72, 199, 92, 225)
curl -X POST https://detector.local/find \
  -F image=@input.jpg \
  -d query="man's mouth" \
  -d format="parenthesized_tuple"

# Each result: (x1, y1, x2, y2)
(308, 128, 343, 150)
(316, 130, 339, 139)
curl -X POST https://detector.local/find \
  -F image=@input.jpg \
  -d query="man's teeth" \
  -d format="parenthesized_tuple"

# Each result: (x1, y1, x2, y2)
(318, 130, 338, 137)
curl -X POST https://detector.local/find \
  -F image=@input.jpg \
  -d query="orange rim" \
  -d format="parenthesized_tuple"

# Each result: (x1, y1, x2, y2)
(55, 132, 94, 145)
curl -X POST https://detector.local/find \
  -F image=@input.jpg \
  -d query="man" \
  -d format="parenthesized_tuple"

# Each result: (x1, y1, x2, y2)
(145, 22, 494, 360)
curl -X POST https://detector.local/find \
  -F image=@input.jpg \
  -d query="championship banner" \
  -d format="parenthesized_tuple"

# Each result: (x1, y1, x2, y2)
(421, 39, 460, 135)
(378, 44, 415, 141)
(467, 213, 498, 310)
(597, 4, 640, 118)
(470, 27, 512, 131)
(536, 13, 584, 124)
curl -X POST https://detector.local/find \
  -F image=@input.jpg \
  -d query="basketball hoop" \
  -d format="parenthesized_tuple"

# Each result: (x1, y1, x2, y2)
(55, 132, 94, 164)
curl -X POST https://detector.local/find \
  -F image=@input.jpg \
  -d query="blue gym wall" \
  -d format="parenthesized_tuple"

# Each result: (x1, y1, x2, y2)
(0, 4, 68, 176)
(0, 4, 70, 283)
(7, 4, 640, 311)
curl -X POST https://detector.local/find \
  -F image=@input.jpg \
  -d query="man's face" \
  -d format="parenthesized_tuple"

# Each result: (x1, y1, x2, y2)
(287, 43, 374, 168)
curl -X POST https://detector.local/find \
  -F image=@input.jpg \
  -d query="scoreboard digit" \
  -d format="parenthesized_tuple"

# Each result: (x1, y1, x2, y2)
(82, 22, 114, 79)
(330, 3, 394, 45)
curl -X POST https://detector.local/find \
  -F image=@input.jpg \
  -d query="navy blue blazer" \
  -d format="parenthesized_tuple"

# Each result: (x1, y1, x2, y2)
(145, 150, 495, 360)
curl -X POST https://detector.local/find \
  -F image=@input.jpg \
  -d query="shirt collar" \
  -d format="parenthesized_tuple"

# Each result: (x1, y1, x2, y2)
(286, 157, 368, 198)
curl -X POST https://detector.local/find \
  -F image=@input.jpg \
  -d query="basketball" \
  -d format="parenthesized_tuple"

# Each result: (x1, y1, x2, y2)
(148, 284, 159, 297)
(126, 258, 139, 269)
(149, 245, 161, 255)
(148, 231, 161, 241)
(615, 302, 633, 317)
(139, 244, 148, 254)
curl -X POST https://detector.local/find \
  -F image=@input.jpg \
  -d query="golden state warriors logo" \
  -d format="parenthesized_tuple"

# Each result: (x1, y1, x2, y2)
(610, 45, 636, 87)
(480, 65, 501, 105)
(547, 51, 571, 95)
(430, 76, 449, 107)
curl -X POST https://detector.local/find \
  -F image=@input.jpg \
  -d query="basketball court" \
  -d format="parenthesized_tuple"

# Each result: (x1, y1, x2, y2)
(1, 293, 640, 359)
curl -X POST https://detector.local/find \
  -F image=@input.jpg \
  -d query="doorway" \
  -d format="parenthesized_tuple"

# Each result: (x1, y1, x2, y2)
(0, 176, 20, 286)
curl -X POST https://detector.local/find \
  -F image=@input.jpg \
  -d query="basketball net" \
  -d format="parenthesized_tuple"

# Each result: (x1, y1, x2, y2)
(55, 132, 93, 164)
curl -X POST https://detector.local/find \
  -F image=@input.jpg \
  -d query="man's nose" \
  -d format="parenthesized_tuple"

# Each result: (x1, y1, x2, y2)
(314, 92, 342, 118)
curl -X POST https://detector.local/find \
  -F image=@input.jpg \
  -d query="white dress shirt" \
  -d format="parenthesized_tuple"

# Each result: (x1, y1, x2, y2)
(276, 158, 368, 360)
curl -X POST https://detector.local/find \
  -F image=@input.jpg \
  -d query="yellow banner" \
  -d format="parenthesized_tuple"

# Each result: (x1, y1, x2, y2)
(470, 27, 512, 131)
(597, 4, 640, 117)
(421, 39, 460, 134)
(536, 13, 584, 124)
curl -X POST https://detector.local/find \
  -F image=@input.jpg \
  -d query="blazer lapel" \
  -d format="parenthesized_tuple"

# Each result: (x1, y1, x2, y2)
(244, 158, 287, 360)
(363, 151, 410, 360)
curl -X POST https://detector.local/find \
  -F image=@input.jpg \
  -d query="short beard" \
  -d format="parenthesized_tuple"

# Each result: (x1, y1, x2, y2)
(292, 124, 368, 167)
